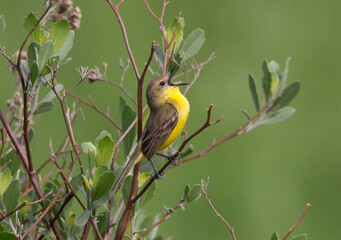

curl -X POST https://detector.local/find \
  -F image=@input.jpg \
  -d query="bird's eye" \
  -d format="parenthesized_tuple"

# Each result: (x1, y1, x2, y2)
(159, 81, 165, 86)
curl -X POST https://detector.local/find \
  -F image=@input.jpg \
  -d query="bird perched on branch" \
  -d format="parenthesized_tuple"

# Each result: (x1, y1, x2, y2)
(113, 72, 189, 192)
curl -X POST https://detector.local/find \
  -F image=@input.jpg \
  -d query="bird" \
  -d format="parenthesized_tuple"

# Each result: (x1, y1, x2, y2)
(113, 72, 190, 193)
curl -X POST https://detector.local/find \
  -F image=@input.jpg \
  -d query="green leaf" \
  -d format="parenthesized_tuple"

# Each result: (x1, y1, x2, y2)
(40, 55, 60, 76)
(33, 101, 54, 115)
(28, 128, 34, 142)
(81, 142, 97, 157)
(38, 40, 54, 70)
(96, 136, 114, 166)
(183, 185, 190, 201)
(154, 44, 164, 69)
(21, 60, 30, 82)
(260, 107, 296, 125)
(66, 213, 76, 229)
(181, 28, 205, 63)
(166, 17, 185, 54)
(280, 57, 291, 92)
(3, 179, 20, 212)
(139, 181, 157, 209)
(0, 232, 16, 240)
(270, 231, 280, 240)
(248, 74, 259, 111)
(95, 130, 112, 144)
(122, 175, 133, 204)
(74, 210, 91, 227)
(39, 84, 63, 103)
(262, 59, 272, 101)
(27, 42, 40, 66)
(48, 19, 70, 54)
(24, 13, 41, 43)
(119, 97, 136, 157)
(97, 211, 108, 236)
(270, 82, 300, 111)
(93, 166, 109, 186)
(0, 168, 12, 196)
(186, 184, 201, 203)
(93, 171, 115, 201)
(293, 233, 307, 240)
(56, 30, 74, 61)
(0, 15, 6, 36)
(30, 62, 39, 85)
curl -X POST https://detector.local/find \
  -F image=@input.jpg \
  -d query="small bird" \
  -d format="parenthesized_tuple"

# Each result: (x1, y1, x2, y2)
(113, 72, 190, 192)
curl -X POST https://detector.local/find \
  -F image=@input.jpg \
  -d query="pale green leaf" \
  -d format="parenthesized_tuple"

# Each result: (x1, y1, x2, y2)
(0, 168, 11, 196)
(3, 179, 20, 212)
(24, 13, 41, 43)
(57, 30, 74, 61)
(262, 59, 272, 100)
(139, 181, 157, 209)
(181, 28, 205, 63)
(39, 84, 63, 103)
(33, 101, 54, 115)
(27, 42, 40, 66)
(154, 43, 164, 69)
(38, 40, 54, 70)
(48, 19, 70, 54)
(81, 142, 97, 157)
(260, 107, 296, 125)
(248, 74, 259, 111)
(93, 166, 109, 186)
(270, 82, 300, 111)
(30, 62, 39, 85)
(119, 97, 136, 157)
(74, 210, 91, 227)
(186, 184, 201, 202)
(270, 232, 280, 240)
(93, 171, 115, 201)
(166, 17, 185, 54)
(96, 136, 114, 166)
(293, 233, 307, 240)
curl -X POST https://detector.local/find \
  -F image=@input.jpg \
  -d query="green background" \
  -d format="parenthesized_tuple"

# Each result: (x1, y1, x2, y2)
(1, 0, 341, 239)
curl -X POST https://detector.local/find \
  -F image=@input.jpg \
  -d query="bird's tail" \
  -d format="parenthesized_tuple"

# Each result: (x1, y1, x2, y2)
(113, 146, 143, 193)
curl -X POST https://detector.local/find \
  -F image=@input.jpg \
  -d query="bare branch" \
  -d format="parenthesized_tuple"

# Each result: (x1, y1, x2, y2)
(201, 177, 236, 240)
(282, 203, 311, 240)
(138, 200, 184, 240)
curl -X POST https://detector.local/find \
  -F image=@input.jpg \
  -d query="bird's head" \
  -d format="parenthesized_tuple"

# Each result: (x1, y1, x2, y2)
(146, 72, 188, 108)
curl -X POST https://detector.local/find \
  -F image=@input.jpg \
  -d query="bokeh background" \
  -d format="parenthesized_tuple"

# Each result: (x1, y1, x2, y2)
(1, 0, 341, 239)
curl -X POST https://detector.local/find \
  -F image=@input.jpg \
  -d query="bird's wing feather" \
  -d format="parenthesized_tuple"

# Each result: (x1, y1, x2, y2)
(141, 104, 178, 159)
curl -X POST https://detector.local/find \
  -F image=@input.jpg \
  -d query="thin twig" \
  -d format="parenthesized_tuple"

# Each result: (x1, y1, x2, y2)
(138, 200, 184, 240)
(69, 93, 121, 130)
(106, 0, 140, 80)
(201, 177, 236, 240)
(0, 191, 53, 221)
(282, 203, 311, 240)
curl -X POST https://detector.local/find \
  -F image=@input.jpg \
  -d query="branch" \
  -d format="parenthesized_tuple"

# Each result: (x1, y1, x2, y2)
(114, 41, 155, 240)
(0, 191, 53, 221)
(106, 0, 140, 80)
(282, 203, 311, 240)
(69, 93, 122, 130)
(138, 200, 184, 240)
(201, 177, 236, 240)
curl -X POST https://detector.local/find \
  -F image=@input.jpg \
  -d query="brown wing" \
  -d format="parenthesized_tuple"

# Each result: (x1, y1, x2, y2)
(141, 104, 178, 159)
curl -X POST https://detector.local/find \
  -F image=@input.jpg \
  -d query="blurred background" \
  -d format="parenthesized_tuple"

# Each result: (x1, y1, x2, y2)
(1, 0, 341, 239)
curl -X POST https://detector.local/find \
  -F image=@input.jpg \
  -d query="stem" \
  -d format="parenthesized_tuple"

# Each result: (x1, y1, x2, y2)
(282, 203, 311, 240)
(201, 178, 236, 240)
(138, 200, 183, 240)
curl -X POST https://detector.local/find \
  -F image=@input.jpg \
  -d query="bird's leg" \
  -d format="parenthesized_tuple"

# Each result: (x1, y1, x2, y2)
(157, 153, 180, 166)
(149, 159, 164, 180)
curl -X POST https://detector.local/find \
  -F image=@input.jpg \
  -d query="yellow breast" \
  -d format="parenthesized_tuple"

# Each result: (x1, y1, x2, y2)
(160, 87, 190, 150)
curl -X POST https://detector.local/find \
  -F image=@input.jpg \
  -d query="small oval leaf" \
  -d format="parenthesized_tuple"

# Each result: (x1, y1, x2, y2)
(74, 210, 91, 227)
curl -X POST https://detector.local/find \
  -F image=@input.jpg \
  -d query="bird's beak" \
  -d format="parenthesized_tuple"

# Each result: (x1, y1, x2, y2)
(167, 72, 188, 86)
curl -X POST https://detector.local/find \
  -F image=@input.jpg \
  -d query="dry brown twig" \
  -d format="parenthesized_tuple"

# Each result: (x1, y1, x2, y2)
(201, 177, 236, 240)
